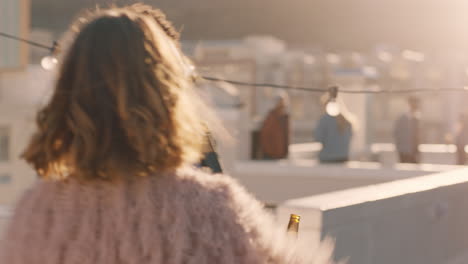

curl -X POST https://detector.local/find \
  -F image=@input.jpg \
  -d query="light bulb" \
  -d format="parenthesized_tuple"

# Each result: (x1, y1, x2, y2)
(41, 56, 58, 70)
(326, 100, 340, 116)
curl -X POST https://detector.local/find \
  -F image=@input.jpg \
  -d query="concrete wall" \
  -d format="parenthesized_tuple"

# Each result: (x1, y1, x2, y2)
(232, 160, 460, 204)
(291, 142, 467, 166)
(372, 143, 463, 166)
(277, 168, 468, 264)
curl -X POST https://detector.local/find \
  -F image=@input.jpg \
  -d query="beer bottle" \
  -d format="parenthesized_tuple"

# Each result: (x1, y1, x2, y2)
(286, 214, 300, 238)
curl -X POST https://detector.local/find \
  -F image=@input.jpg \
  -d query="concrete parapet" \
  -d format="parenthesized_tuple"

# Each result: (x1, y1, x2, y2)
(277, 168, 468, 264)
(233, 160, 460, 204)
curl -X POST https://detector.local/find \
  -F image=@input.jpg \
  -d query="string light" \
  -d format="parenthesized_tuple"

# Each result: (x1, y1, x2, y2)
(40, 56, 58, 70)
(40, 41, 59, 71)
(202, 76, 468, 94)
(3, 31, 468, 96)
(0, 32, 59, 70)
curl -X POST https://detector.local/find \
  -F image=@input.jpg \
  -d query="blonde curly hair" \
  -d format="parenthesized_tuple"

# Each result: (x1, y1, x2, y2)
(22, 8, 206, 180)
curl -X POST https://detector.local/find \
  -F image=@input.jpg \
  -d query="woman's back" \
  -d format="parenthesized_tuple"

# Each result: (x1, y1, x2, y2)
(0, 7, 335, 263)
(1, 169, 332, 263)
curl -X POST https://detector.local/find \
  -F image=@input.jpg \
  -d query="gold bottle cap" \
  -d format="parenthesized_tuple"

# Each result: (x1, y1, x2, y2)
(290, 214, 300, 221)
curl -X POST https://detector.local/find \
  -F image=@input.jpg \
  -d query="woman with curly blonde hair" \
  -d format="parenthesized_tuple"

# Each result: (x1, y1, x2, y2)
(0, 6, 333, 264)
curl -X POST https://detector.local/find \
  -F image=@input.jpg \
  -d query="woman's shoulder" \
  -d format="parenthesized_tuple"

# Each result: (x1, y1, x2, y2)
(13, 179, 63, 208)
(172, 167, 250, 199)
(168, 167, 266, 211)
(16, 170, 247, 203)
(172, 168, 336, 264)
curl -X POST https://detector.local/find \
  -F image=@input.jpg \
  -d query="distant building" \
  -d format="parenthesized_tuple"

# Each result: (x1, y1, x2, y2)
(0, 0, 39, 207)
(0, 0, 30, 71)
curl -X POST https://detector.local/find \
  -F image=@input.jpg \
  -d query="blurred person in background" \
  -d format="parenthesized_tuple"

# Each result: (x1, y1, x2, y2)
(394, 97, 421, 163)
(259, 93, 290, 160)
(455, 113, 468, 165)
(0, 7, 334, 264)
(315, 94, 354, 163)
(198, 130, 223, 172)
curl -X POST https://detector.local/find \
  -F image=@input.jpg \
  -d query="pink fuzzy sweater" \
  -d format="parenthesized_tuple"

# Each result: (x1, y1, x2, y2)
(0, 168, 333, 263)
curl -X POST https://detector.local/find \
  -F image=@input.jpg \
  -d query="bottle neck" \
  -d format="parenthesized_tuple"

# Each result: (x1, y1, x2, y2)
(287, 221, 299, 233)
(286, 214, 300, 238)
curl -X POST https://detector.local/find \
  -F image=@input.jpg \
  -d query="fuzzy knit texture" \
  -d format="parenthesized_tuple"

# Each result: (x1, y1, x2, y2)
(0, 168, 334, 264)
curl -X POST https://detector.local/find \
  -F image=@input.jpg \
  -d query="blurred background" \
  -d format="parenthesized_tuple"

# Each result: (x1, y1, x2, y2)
(28, 0, 468, 147)
(22, 0, 468, 147)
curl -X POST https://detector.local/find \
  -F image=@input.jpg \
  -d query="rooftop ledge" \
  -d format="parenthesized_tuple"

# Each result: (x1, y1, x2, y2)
(284, 167, 468, 211)
(275, 167, 468, 264)
(234, 159, 461, 180)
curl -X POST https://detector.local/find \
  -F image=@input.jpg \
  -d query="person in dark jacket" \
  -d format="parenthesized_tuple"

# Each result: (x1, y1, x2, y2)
(199, 133, 223, 173)
(259, 95, 290, 159)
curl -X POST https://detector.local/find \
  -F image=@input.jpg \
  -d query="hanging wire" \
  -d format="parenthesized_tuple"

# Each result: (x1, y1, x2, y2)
(0, 32, 53, 51)
(201, 76, 325, 92)
(2, 31, 468, 95)
(201, 76, 468, 94)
